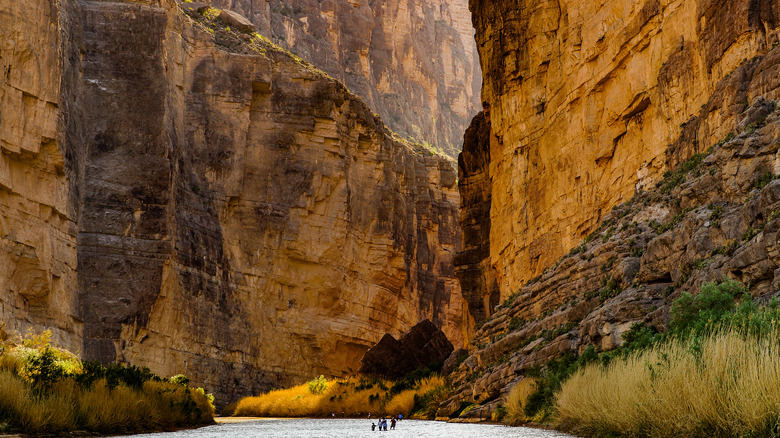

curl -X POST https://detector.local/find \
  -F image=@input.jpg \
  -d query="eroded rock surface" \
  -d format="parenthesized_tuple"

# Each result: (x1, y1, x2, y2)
(1, 0, 463, 405)
(463, 0, 780, 310)
(443, 90, 780, 417)
(209, 0, 481, 159)
(0, 0, 80, 352)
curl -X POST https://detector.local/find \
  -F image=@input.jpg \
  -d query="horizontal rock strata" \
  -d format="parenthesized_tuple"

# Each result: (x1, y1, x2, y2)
(463, 0, 780, 311)
(1, 0, 463, 405)
(208, 0, 481, 159)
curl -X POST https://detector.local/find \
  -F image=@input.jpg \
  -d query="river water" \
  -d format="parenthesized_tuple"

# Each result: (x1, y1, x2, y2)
(109, 418, 577, 438)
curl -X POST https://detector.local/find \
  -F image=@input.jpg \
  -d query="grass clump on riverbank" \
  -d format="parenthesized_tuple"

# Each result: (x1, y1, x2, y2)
(0, 330, 214, 434)
(234, 373, 448, 418)
(550, 279, 780, 437)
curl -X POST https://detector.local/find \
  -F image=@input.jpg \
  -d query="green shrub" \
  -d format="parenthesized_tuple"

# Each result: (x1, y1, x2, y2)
(660, 152, 708, 194)
(669, 279, 746, 337)
(508, 316, 526, 331)
(169, 375, 190, 386)
(307, 375, 328, 394)
(492, 403, 507, 421)
(755, 172, 778, 189)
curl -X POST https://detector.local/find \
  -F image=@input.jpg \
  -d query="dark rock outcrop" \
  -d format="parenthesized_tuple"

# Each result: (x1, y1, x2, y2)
(359, 319, 454, 378)
(455, 112, 498, 338)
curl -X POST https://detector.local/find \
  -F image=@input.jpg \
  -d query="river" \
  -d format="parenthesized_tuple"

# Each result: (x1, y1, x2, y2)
(109, 418, 577, 438)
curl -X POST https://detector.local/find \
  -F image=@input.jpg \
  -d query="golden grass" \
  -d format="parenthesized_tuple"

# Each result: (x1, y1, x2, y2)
(555, 328, 780, 437)
(0, 330, 214, 433)
(385, 390, 416, 416)
(235, 375, 449, 418)
(504, 378, 536, 426)
(0, 371, 213, 433)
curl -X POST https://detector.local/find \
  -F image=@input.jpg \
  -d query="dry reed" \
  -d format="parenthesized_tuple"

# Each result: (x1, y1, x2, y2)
(555, 328, 780, 437)
(0, 369, 213, 433)
(235, 375, 448, 418)
(504, 378, 536, 426)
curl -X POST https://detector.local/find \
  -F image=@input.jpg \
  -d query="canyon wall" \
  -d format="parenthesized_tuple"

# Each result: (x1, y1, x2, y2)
(444, 53, 780, 417)
(1, 0, 463, 404)
(209, 0, 481, 159)
(462, 0, 780, 310)
(0, 0, 80, 352)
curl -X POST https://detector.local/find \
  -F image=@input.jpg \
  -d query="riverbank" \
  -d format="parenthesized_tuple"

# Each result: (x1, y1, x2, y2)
(233, 374, 448, 419)
(514, 279, 780, 437)
(0, 330, 214, 435)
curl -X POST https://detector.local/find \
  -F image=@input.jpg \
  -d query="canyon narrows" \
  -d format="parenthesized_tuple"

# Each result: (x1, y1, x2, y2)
(6, 0, 780, 430)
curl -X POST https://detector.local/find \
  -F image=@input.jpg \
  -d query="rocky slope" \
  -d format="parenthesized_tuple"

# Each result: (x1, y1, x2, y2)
(1, 0, 463, 404)
(208, 0, 481, 159)
(461, 0, 780, 316)
(442, 53, 780, 417)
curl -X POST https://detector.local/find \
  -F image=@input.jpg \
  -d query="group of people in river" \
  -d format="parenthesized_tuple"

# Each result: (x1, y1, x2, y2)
(370, 415, 401, 431)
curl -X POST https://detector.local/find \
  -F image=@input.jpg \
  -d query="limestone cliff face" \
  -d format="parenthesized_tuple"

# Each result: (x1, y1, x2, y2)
(1, 0, 462, 404)
(209, 0, 481, 159)
(0, 0, 80, 352)
(444, 89, 780, 419)
(463, 0, 780, 308)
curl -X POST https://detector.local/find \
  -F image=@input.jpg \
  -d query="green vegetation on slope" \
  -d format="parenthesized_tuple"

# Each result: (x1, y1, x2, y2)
(0, 330, 214, 434)
(507, 279, 780, 437)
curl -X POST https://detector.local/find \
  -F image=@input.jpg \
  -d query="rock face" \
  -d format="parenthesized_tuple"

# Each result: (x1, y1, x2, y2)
(442, 60, 780, 417)
(358, 319, 454, 378)
(1, 0, 463, 405)
(208, 0, 482, 159)
(456, 112, 498, 331)
(463, 0, 780, 310)
(0, 0, 80, 352)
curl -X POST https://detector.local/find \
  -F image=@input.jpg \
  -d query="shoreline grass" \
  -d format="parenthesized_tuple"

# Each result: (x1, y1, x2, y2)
(0, 330, 214, 434)
(504, 279, 780, 437)
(234, 374, 449, 419)
(556, 328, 780, 437)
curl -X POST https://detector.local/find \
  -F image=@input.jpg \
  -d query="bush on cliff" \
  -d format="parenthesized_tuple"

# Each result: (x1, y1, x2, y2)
(0, 331, 214, 434)
(554, 279, 780, 437)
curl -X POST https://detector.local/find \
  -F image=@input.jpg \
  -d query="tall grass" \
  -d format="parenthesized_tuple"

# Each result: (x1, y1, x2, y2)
(504, 379, 536, 426)
(556, 327, 780, 437)
(0, 331, 214, 434)
(235, 374, 449, 418)
(552, 279, 780, 437)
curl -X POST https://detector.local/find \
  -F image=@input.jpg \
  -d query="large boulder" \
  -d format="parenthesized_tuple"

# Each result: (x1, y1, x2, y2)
(358, 320, 454, 379)
(217, 9, 255, 33)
